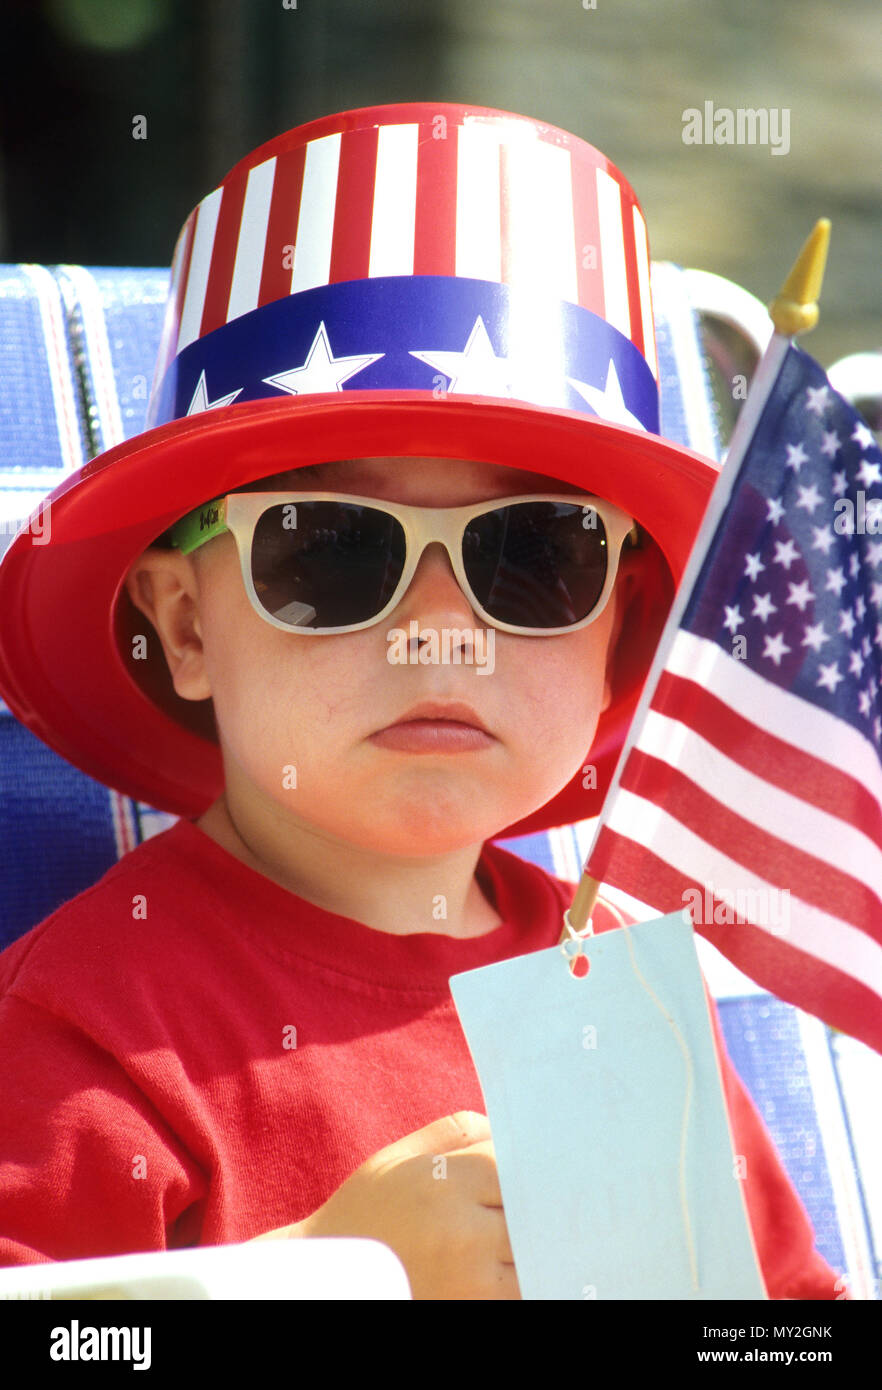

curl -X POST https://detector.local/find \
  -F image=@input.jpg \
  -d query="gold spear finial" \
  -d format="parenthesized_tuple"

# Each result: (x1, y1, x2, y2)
(768, 218, 831, 337)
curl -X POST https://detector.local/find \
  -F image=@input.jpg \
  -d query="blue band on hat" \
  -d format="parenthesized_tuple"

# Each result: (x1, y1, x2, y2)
(150, 276, 659, 436)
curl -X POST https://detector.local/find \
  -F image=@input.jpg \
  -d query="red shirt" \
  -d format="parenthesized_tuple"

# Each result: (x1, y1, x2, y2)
(0, 818, 837, 1297)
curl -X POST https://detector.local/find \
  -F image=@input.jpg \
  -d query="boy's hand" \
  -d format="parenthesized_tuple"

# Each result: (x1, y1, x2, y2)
(264, 1111, 520, 1300)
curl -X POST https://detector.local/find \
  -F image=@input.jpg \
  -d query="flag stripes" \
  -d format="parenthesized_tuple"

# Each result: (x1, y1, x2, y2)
(618, 747, 882, 928)
(590, 824, 882, 1052)
(652, 669, 882, 847)
(667, 631, 882, 820)
(590, 631, 882, 954)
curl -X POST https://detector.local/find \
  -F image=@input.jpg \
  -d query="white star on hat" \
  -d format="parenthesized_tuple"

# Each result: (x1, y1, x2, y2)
(410, 316, 514, 398)
(186, 371, 243, 416)
(264, 322, 384, 396)
(567, 359, 648, 432)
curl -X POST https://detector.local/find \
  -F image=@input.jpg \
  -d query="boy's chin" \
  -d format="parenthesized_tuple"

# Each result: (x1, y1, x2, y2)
(334, 797, 537, 858)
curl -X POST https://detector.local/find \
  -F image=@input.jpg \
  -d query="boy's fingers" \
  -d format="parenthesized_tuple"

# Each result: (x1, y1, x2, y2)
(444, 1141, 504, 1207)
(367, 1110, 491, 1171)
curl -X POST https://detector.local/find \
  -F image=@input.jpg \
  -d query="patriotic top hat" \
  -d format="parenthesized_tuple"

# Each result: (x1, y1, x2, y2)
(0, 102, 718, 836)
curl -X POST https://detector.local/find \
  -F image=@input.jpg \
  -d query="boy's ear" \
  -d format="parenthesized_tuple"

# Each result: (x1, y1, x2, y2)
(124, 548, 212, 702)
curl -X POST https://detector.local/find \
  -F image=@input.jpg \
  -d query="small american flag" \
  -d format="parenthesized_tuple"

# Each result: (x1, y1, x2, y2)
(585, 339, 882, 1054)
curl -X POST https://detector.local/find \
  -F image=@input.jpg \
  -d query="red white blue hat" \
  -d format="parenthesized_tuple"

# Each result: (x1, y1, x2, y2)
(0, 103, 717, 834)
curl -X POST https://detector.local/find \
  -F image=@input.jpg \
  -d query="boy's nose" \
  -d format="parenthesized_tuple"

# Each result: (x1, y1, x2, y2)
(389, 542, 483, 630)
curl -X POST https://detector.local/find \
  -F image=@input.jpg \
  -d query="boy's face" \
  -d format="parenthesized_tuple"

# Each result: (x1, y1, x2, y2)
(127, 456, 629, 855)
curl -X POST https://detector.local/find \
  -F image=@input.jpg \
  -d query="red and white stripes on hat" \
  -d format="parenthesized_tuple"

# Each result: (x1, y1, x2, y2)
(151, 104, 658, 411)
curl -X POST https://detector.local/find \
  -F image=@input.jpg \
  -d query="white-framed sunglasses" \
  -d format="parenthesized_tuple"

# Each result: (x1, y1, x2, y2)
(170, 492, 636, 637)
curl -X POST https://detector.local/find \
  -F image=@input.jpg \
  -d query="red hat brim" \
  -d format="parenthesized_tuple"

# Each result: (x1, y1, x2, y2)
(0, 390, 718, 835)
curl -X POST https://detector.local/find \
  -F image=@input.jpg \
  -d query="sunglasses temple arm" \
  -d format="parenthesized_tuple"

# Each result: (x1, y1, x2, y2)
(170, 499, 229, 555)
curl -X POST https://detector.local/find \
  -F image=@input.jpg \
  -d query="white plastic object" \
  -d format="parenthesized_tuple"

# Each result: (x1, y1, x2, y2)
(681, 267, 774, 359)
(0, 1238, 412, 1301)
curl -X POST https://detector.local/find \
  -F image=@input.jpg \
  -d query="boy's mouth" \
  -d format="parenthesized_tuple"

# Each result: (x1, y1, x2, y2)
(369, 701, 495, 753)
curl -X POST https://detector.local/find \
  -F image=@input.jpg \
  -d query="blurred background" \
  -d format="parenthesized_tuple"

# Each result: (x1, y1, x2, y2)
(1, 0, 879, 370)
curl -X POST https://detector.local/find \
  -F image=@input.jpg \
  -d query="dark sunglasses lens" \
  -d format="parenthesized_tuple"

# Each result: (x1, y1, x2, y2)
(250, 502, 406, 628)
(463, 502, 609, 628)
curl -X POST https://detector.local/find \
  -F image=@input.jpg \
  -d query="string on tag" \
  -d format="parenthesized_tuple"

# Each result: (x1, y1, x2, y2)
(621, 919, 699, 1294)
(561, 902, 699, 1294)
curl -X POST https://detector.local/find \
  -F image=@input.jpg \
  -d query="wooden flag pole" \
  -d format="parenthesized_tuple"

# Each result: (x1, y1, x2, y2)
(559, 220, 832, 944)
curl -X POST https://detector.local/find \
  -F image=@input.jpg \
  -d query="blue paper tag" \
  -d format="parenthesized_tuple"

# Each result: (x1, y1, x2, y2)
(450, 910, 767, 1300)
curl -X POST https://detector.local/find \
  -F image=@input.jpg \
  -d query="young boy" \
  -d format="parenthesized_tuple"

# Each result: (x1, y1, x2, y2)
(0, 103, 838, 1299)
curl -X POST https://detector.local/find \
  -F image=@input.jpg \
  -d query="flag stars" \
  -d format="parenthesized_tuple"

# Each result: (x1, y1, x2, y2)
(805, 384, 830, 416)
(816, 662, 844, 693)
(853, 421, 876, 451)
(855, 595, 867, 621)
(751, 592, 778, 622)
(824, 567, 847, 597)
(856, 457, 882, 488)
(722, 605, 744, 633)
(810, 525, 835, 555)
(821, 431, 842, 459)
(875, 623, 882, 649)
(830, 469, 847, 496)
(838, 608, 857, 638)
(875, 716, 882, 742)
(744, 552, 766, 581)
(766, 496, 785, 524)
(867, 540, 882, 568)
(762, 632, 791, 666)
(795, 484, 823, 514)
(785, 442, 809, 471)
(849, 649, 866, 678)
(858, 690, 873, 717)
(772, 538, 800, 569)
(849, 551, 860, 579)
(802, 622, 829, 653)
(785, 578, 814, 611)
(871, 581, 882, 608)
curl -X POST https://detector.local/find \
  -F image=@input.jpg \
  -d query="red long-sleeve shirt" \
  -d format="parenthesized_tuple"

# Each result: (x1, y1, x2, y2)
(0, 818, 838, 1297)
